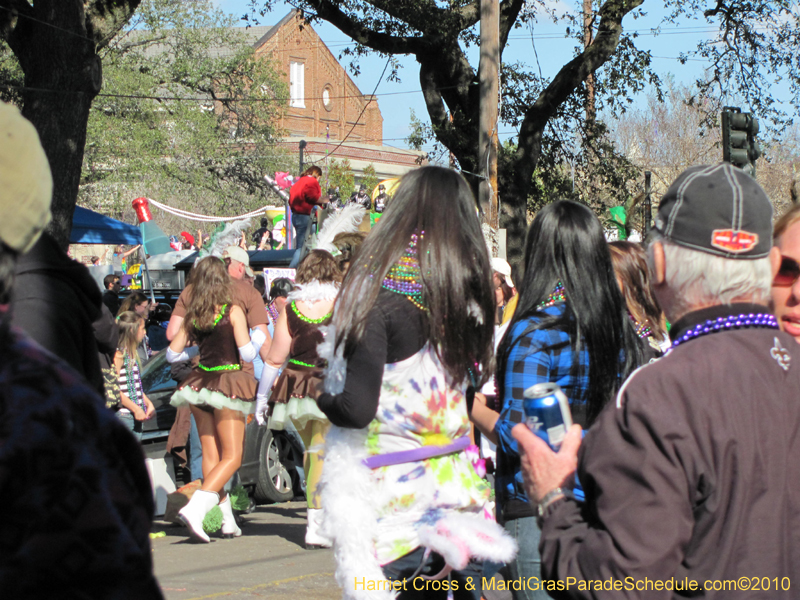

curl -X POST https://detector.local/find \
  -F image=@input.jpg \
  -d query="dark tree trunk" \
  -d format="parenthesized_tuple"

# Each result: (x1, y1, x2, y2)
(1, 0, 140, 249)
(21, 55, 101, 250)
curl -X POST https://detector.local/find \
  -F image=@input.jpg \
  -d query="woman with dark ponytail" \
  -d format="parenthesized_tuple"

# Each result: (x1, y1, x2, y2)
(491, 200, 642, 600)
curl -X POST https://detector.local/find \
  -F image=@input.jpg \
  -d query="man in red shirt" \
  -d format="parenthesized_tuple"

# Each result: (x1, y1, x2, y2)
(289, 165, 327, 267)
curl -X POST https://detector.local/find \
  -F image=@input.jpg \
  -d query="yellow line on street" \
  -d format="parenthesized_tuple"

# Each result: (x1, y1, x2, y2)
(182, 572, 336, 599)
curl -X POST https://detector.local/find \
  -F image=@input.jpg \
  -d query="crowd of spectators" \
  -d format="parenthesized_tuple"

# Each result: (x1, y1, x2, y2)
(3, 95, 800, 599)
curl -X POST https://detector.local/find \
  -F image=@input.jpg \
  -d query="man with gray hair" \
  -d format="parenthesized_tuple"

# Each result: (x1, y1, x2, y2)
(513, 164, 800, 597)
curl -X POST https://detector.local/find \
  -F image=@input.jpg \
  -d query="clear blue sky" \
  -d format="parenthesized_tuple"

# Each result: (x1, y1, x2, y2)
(214, 0, 748, 154)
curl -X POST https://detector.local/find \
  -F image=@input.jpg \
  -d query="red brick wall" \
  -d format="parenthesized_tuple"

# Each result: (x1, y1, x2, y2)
(255, 13, 384, 146)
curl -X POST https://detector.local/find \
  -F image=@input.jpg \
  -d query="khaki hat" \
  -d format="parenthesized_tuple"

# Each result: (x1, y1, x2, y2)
(491, 257, 514, 288)
(222, 245, 254, 277)
(0, 102, 52, 253)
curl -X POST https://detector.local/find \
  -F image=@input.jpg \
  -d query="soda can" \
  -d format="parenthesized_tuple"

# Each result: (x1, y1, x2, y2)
(523, 382, 573, 450)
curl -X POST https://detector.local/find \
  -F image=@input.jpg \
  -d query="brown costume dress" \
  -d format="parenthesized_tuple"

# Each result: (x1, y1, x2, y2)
(267, 300, 331, 431)
(170, 305, 257, 415)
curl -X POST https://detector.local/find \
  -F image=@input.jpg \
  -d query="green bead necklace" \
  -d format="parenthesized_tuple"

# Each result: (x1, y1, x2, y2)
(291, 301, 332, 324)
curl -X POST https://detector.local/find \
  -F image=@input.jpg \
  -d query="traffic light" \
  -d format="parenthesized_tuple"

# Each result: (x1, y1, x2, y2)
(721, 106, 761, 177)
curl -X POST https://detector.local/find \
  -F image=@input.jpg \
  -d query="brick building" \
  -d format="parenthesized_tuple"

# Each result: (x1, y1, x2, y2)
(246, 11, 426, 181)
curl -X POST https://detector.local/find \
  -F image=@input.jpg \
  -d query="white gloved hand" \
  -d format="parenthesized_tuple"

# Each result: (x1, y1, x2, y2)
(250, 328, 268, 350)
(166, 345, 199, 363)
(255, 363, 280, 426)
(238, 342, 257, 363)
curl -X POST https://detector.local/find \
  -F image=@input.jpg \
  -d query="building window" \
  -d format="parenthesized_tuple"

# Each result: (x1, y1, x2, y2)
(290, 61, 305, 108)
(322, 85, 333, 111)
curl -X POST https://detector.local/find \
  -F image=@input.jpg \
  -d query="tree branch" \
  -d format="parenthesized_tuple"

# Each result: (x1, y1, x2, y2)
(307, 0, 429, 55)
(0, 0, 34, 35)
(517, 0, 643, 165)
(499, 0, 526, 49)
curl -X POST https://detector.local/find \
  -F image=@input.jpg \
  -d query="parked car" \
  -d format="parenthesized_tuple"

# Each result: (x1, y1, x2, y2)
(139, 350, 304, 504)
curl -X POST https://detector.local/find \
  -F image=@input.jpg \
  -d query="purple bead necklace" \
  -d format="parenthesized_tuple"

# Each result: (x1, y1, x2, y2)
(671, 312, 779, 348)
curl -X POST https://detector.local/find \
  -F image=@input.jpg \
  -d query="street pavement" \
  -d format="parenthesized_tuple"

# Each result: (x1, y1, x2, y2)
(152, 501, 342, 600)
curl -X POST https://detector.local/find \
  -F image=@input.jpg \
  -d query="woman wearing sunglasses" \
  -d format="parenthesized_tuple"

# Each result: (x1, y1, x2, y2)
(772, 204, 800, 343)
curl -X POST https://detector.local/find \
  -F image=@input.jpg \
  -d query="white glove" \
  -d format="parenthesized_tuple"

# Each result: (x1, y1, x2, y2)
(238, 342, 257, 363)
(165, 345, 199, 363)
(255, 363, 280, 426)
(250, 328, 268, 350)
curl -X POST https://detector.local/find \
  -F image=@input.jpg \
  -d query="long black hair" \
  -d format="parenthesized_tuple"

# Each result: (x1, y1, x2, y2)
(497, 200, 642, 424)
(332, 166, 495, 387)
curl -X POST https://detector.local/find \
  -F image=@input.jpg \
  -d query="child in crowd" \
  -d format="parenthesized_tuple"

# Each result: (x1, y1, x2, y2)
(115, 312, 155, 441)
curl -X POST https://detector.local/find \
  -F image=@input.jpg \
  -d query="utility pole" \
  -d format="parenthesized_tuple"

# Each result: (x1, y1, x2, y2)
(583, 0, 595, 129)
(299, 139, 307, 174)
(479, 0, 500, 232)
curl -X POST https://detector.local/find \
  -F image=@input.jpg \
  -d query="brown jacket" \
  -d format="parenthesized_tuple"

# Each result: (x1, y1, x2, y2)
(540, 303, 800, 598)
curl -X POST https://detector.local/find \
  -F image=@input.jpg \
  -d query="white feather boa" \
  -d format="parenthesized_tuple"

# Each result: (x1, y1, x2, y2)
(320, 424, 518, 600)
(287, 280, 340, 304)
(319, 425, 394, 600)
(198, 218, 252, 258)
(310, 203, 367, 255)
(318, 323, 347, 395)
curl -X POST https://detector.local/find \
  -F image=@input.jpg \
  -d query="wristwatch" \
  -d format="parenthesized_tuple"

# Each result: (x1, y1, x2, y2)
(536, 487, 572, 517)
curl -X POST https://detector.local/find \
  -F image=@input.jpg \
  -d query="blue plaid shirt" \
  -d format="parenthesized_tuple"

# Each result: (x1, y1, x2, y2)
(494, 302, 589, 518)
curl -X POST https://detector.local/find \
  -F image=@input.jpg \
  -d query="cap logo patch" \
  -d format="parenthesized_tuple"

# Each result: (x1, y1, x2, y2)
(710, 229, 758, 253)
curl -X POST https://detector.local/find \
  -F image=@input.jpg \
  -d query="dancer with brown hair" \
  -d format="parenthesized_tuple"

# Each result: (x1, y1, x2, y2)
(256, 249, 343, 548)
(167, 256, 259, 542)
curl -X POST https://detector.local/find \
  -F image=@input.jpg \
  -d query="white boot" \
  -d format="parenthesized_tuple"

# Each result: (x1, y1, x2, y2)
(305, 507, 332, 549)
(219, 494, 242, 539)
(178, 489, 219, 543)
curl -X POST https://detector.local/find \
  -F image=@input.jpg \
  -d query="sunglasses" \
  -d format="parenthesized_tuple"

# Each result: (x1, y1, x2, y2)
(774, 256, 800, 287)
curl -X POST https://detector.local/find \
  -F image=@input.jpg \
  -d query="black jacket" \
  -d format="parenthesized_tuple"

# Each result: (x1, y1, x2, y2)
(10, 232, 106, 397)
(539, 303, 800, 598)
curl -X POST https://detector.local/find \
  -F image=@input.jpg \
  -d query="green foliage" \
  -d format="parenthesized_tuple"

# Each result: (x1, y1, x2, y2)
(664, 0, 800, 133)
(328, 158, 355, 200)
(0, 43, 22, 105)
(360, 163, 379, 195)
(80, 0, 293, 233)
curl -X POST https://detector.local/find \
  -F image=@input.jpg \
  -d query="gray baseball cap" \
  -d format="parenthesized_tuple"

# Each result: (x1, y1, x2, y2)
(654, 163, 773, 259)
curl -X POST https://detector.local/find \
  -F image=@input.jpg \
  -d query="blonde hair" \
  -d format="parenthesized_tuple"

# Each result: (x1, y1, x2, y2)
(117, 311, 144, 364)
(774, 204, 800, 242)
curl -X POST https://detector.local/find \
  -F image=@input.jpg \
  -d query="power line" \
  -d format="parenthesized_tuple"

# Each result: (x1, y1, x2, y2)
(0, 5, 97, 44)
(307, 57, 393, 166)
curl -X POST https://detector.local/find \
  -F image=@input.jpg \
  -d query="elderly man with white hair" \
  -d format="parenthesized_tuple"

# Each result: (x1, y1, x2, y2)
(513, 164, 800, 598)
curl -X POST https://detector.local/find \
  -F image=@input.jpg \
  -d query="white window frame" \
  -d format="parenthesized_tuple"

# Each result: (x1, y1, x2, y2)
(289, 61, 305, 108)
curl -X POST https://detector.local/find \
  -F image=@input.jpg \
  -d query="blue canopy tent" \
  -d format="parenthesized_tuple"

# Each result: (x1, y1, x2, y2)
(70, 206, 142, 245)
(70, 206, 157, 301)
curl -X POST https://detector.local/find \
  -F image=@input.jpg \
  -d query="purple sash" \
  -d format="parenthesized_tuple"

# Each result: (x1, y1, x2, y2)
(362, 436, 471, 469)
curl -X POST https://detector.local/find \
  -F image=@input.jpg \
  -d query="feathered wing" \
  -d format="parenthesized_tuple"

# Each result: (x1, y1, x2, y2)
(310, 204, 367, 255)
(198, 218, 253, 258)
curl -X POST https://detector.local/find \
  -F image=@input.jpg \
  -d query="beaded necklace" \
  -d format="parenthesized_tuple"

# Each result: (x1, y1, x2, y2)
(382, 232, 427, 311)
(630, 315, 653, 339)
(671, 312, 779, 348)
(538, 282, 565, 309)
(291, 301, 332, 324)
(267, 302, 280, 326)
(123, 351, 144, 409)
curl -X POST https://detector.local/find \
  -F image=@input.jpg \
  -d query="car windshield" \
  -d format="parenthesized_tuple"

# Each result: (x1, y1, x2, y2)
(141, 352, 176, 393)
